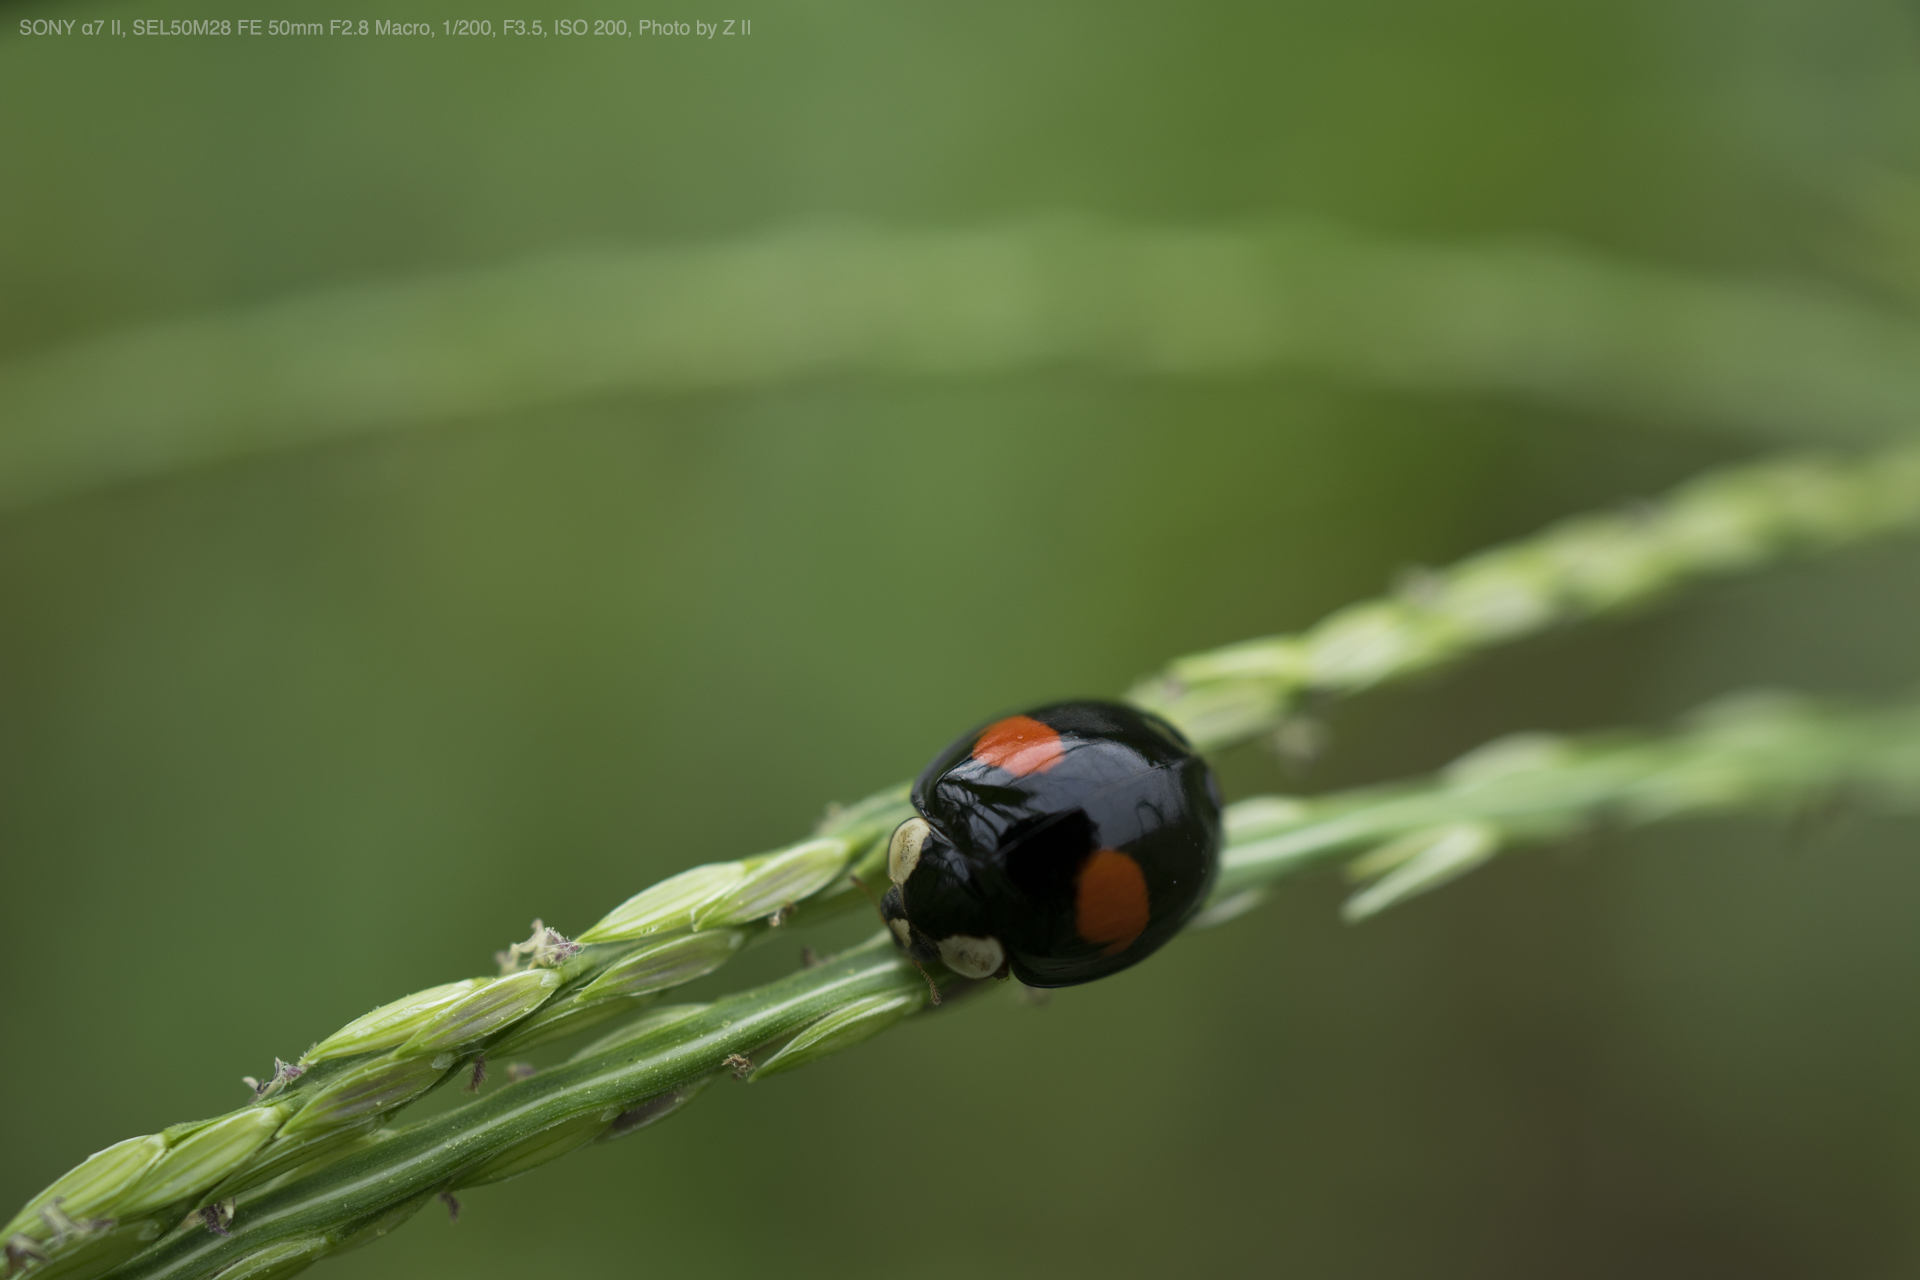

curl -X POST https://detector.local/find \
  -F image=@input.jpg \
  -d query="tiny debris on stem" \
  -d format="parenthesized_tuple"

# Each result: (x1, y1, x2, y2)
(242, 1058, 307, 1100)
(439, 1192, 461, 1223)
(723, 1053, 754, 1081)
(494, 919, 582, 974)
(768, 902, 795, 928)
(505, 1062, 538, 1083)
(799, 946, 821, 968)
(6, 1235, 50, 1271)
(198, 1199, 236, 1238)
(465, 1054, 488, 1093)
(38, 1198, 112, 1247)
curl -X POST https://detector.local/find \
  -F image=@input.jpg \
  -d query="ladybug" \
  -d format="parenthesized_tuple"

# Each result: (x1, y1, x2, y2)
(880, 700, 1221, 988)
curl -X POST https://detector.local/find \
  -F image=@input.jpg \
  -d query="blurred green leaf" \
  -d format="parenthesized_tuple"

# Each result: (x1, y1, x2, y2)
(5, 220, 1920, 510)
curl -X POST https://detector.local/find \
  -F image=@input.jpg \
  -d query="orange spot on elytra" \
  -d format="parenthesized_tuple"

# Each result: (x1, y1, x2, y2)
(972, 715, 1066, 777)
(1075, 849, 1150, 955)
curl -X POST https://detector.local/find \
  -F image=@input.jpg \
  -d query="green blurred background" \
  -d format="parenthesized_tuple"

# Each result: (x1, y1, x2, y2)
(5, 0, 1920, 1276)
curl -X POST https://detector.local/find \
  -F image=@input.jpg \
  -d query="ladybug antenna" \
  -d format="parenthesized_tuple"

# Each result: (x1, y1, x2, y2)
(909, 955, 942, 1007)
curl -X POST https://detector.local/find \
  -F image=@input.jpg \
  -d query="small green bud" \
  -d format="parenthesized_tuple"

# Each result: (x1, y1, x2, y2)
(1132, 675, 1285, 753)
(570, 1004, 710, 1062)
(202, 1236, 330, 1280)
(1187, 887, 1270, 930)
(577, 863, 747, 943)
(812, 792, 918, 900)
(1538, 515, 1675, 611)
(116, 1108, 287, 1218)
(1432, 547, 1561, 644)
(596, 1080, 711, 1142)
(0, 1134, 164, 1241)
(1301, 600, 1449, 692)
(1441, 732, 1576, 788)
(751, 991, 923, 1081)
(330, 1194, 433, 1254)
(278, 1052, 449, 1138)
(577, 930, 745, 1003)
(1222, 796, 1312, 844)
(484, 992, 637, 1058)
(1658, 482, 1782, 572)
(1773, 463, 1886, 542)
(1211, 796, 1332, 890)
(5, 1217, 161, 1279)
(692, 838, 850, 928)
(395, 969, 561, 1057)
(455, 1109, 618, 1188)
(1167, 637, 1308, 685)
(1342, 822, 1500, 922)
(207, 1125, 373, 1201)
(814, 783, 913, 839)
(1621, 747, 1768, 821)
(303, 980, 485, 1064)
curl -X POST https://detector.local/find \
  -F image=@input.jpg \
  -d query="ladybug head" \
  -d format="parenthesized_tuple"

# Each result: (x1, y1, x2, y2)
(880, 816, 1007, 980)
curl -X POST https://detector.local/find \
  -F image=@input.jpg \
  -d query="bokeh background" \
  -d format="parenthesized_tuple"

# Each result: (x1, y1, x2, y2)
(5, 1, 1920, 1277)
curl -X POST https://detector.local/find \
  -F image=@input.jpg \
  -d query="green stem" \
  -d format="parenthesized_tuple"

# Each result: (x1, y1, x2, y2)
(1131, 447, 1920, 750)
(113, 941, 921, 1280)
(1210, 689, 1920, 918)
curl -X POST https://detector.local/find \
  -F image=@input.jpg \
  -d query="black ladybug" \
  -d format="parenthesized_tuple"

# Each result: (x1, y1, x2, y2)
(880, 700, 1221, 988)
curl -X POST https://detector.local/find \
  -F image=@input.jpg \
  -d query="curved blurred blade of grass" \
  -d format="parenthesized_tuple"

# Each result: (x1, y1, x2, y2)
(6, 217, 1920, 510)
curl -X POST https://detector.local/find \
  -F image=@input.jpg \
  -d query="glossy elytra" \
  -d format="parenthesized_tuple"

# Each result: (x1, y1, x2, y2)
(880, 700, 1221, 988)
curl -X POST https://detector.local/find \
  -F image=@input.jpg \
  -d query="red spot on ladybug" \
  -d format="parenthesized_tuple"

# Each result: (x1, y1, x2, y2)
(972, 715, 1066, 777)
(1075, 849, 1150, 955)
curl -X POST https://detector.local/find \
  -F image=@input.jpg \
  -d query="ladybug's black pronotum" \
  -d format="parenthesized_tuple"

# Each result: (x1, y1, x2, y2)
(880, 700, 1221, 988)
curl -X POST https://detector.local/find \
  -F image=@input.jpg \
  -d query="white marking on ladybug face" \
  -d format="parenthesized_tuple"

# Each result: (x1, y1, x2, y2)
(936, 934, 1005, 980)
(887, 817, 932, 887)
(888, 918, 914, 949)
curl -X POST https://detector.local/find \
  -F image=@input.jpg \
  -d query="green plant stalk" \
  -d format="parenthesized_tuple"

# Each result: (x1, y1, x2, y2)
(1209, 689, 1920, 920)
(1130, 446, 1920, 750)
(110, 941, 927, 1280)
(0, 789, 915, 1278)
(58, 686, 1920, 1280)
(10, 446, 1920, 1276)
